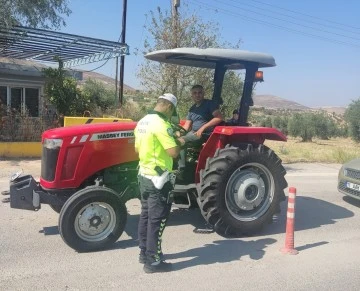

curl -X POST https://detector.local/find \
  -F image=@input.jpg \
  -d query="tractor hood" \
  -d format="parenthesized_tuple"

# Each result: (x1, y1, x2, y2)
(145, 47, 276, 70)
(42, 122, 137, 140)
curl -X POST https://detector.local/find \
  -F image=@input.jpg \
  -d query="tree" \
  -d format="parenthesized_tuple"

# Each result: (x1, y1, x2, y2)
(82, 79, 116, 112)
(345, 98, 360, 142)
(0, 0, 71, 29)
(288, 112, 315, 142)
(137, 5, 243, 119)
(263, 116, 273, 128)
(272, 116, 282, 130)
(312, 112, 337, 140)
(287, 111, 340, 141)
(43, 66, 89, 117)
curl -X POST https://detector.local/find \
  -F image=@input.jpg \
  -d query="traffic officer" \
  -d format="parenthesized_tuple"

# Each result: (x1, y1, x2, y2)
(134, 93, 185, 274)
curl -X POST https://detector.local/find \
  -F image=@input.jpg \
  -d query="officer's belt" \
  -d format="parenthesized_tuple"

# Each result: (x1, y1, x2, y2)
(138, 169, 158, 179)
(139, 173, 157, 180)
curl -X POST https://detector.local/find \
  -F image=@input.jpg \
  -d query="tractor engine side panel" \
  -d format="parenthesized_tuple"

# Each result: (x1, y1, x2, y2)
(40, 129, 138, 189)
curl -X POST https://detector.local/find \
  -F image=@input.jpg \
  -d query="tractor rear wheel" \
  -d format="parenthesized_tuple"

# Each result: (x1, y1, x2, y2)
(59, 186, 127, 252)
(199, 144, 287, 237)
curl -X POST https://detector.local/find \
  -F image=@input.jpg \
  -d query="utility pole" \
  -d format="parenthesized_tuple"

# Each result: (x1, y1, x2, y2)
(119, 0, 127, 106)
(171, 0, 180, 95)
(115, 56, 119, 106)
(172, 0, 180, 47)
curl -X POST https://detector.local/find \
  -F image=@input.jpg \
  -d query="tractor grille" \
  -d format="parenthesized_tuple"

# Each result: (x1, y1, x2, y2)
(41, 146, 60, 182)
(345, 168, 360, 180)
(338, 181, 360, 198)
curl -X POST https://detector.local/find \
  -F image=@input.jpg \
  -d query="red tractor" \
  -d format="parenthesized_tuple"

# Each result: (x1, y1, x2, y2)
(6, 48, 287, 252)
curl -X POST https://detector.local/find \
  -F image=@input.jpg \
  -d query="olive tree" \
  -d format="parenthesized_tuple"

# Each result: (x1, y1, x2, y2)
(345, 98, 360, 142)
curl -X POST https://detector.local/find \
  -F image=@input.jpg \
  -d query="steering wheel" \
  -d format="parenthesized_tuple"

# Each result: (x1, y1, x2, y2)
(171, 123, 188, 136)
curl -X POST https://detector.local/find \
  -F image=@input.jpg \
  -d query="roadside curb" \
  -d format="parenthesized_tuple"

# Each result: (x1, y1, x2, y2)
(0, 142, 42, 158)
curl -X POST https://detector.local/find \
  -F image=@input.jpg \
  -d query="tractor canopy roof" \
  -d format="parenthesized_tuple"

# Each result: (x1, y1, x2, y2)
(144, 47, 276, 70)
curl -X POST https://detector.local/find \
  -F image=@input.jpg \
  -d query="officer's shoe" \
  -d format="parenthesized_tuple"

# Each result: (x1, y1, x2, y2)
(139, 251, 147, 264)
(143, 260, 172, 274)
(139, 251, 164, 264)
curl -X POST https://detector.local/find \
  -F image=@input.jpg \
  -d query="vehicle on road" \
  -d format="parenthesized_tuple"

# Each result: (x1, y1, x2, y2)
(4, 47, 288, 252)
(338, 158, 360, 200)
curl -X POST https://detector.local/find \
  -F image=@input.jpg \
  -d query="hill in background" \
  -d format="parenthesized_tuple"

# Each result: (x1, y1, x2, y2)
(80, 71, 136, 92)
(253, 94, 346, 115)
(253, 94, 310, 111)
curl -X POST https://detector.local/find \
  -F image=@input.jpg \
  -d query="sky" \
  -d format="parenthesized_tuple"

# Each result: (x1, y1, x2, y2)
(58, 0, 360, 108)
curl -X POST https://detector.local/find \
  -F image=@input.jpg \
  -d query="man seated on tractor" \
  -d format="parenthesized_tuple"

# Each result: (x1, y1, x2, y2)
(177, 84, 223, 172)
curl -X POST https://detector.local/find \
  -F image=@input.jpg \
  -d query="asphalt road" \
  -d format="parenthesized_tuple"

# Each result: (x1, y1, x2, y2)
(0, 161, 359, 291)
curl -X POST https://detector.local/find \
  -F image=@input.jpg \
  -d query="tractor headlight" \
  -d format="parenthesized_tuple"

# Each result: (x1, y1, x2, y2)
(43, 138, 63, 149)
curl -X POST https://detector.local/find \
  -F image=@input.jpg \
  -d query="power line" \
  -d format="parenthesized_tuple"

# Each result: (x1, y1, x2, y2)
(188, 0, 360, 49)
(83, 30, 123, 73)
(249, 0, 360, 31)
(133, 14, 148, 73)
(225, 0, 360, 36)
(81, 58, 110, 72)
(213, 0, 360, 42)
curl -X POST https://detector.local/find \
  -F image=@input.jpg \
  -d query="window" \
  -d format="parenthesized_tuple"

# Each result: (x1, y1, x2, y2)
(0, 86, 6, 106)
(0, 86, 40, 117)
(25, 88, 39, 117)
(11, 88, 22, 113)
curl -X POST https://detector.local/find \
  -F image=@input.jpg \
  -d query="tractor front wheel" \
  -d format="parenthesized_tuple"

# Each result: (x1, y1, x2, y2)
(199, 144, 287, 237)
(59, 186, 127, 252)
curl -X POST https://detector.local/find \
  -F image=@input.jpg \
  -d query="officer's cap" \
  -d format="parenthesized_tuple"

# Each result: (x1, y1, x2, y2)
(158, 93, 177, 107)
(158, 93, 178, 116)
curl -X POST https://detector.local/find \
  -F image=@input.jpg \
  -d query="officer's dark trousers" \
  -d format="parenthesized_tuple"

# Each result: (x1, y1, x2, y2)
(138, 175, 172, 261)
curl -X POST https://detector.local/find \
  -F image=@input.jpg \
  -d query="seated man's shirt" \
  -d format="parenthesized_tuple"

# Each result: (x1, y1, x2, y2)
(186, 99, 219, 132)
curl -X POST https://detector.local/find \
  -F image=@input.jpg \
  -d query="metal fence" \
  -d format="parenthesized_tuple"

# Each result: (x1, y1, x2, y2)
(0, 111, 60, 142)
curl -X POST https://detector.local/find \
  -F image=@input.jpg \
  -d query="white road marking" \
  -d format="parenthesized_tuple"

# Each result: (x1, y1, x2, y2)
(286, 172, 338, 177)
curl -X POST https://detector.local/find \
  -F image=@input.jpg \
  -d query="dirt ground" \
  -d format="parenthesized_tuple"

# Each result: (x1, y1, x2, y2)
(0, 158, 41, 180)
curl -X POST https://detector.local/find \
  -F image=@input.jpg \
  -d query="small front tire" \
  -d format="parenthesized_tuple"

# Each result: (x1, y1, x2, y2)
(59, 186, 127, 252)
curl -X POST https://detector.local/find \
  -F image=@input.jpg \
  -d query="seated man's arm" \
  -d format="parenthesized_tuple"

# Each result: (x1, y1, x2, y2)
(194, 109, 223, 137)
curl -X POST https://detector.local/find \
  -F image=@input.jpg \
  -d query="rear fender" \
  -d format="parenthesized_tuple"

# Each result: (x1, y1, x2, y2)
(195, 126, 286, 183)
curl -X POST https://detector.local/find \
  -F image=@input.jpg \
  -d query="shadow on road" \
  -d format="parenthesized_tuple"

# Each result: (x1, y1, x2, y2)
(39, 226, 59, 235)
(168, 208, 213, 229)
(166, 196, 354, 236)
(39, 196, 353, 254)
(296, 241, 329, 251)
(259, 196, 354, 236)
(110, 209, 212, 251)
(343, 196, 360, 208)
(167, 238, 276, 271)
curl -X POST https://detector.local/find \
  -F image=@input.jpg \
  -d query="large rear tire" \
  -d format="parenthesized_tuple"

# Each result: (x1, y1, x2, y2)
(199, 144, 287, 237)
(59, 186, 127, 252)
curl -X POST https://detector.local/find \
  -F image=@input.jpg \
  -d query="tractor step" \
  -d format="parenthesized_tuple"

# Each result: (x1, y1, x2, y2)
(172, 193, 192, 209)
(193, 227, 214, 234)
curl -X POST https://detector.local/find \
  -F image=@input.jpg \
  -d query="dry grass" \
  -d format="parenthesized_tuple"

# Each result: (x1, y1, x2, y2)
(265, 137, 360, 164)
